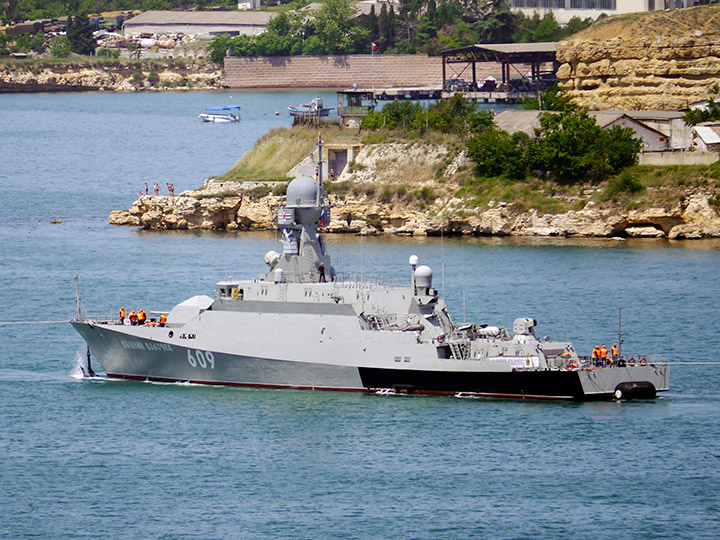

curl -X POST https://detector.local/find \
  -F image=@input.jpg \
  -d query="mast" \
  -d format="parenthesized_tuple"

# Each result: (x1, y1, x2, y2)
(618, 307, 623, 361)
(316, 135, 324, 207)
(74, 274, 82, 321)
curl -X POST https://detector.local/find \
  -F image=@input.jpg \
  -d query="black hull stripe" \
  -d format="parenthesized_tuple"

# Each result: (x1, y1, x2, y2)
(105, 369, 601, 400)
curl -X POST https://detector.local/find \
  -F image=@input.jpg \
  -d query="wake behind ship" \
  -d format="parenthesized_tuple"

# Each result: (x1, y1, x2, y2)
(71, 138, 669, 401)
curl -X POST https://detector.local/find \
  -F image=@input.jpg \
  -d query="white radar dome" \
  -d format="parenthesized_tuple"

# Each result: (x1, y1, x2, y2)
(409, 255, 419, 267)
(286, 176, 318, 208)
(414, 265, 433, 289)
(264, 250, 280, 267)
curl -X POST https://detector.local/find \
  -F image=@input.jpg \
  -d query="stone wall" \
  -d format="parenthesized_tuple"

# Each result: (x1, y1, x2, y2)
(223, 54, 450, 89)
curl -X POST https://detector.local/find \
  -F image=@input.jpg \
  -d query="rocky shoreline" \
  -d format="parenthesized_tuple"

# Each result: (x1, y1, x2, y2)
(110, 180, 720, 239)
(0, 61, 221, 92)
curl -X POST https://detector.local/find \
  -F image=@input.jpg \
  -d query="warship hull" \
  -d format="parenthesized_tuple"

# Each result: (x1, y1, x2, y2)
(71, 321, 669, 401)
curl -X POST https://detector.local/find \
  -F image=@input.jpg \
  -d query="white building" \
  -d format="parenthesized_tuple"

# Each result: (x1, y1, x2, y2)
(122, 10, 275, 37)
(509, 0, 696, 25)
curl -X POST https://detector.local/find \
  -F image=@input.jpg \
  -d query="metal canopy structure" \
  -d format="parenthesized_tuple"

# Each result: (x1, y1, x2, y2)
(441, 42, 559, 92)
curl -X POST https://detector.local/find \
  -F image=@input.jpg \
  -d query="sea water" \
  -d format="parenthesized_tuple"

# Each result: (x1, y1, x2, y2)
(1, 91, 719, 539)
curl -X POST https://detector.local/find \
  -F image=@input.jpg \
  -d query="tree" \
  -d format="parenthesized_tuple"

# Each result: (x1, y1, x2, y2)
(310, 0, 368, 54)
(683, 86, 720, 125)
(377, 4, 397, 51)
(469, 129, 530, 179)
(472, 0, 516, 44)
(520, 84, 577, 112)
(427, 94, 493, 135)
(67, 13, 96, 55)
(530, 111, 641, 182)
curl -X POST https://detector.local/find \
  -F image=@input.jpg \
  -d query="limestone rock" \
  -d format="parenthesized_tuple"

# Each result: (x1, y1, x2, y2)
(0, 63, 222, 92)
(557, 6, 720, 111)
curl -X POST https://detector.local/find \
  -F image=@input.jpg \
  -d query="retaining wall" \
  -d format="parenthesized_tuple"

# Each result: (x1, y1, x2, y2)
(223, 54, 500, 89)
(638, 151, 719, 166)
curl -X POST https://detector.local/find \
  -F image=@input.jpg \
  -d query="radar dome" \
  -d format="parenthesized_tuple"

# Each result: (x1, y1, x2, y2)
(286, 176, 318, 208)
(414, 265, 433, 289)
(264, 250, 280, 267)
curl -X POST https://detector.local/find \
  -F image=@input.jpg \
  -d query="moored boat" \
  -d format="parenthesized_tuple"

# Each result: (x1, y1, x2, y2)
(199, 106, 241, 123)
(71, 137, 669, 400)
(288, 97, 333, 117)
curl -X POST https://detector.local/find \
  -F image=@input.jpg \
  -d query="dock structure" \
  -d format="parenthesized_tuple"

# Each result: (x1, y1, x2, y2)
(337, 86, 539, 126)
(337, 42, 561, 125)
(352, 86, 538, 103)
(441, 42, 560, 94)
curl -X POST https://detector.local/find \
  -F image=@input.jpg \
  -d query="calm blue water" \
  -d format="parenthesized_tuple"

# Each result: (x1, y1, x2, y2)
(1, 91, 720, 539)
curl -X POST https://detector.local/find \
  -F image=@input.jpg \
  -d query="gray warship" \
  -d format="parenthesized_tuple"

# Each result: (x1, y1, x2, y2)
(72, 138, 669, 400)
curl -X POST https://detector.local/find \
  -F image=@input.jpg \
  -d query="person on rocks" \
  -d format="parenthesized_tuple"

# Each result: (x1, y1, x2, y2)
(154, 183, 160, 196)
(144, 183, 149, 195)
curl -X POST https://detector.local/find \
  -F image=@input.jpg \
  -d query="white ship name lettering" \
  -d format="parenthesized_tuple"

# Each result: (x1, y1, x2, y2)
(145, 342, 173, 352)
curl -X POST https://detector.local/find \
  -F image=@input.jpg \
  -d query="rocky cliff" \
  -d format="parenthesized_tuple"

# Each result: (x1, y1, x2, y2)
(110, 141, 720, 239)
(0, 61, 221, 92)
(556, 6, 720, 110)
(110, 189, 720, 239)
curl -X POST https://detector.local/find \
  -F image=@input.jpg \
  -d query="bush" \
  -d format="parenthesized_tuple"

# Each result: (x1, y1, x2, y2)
(466, 129, 528, 179)
(246, 185, 272, 199)
(603, 172, 644, 199)
(147, 70, 160, 86)
(416, 186, 435, 204)
(97, 48, 120, 58)
(50, 36, 70, 58)
(362, 100, 425, 132)
(131, 70, 145, 84)
(272, 182, 288, 196)
(325, 181, 351, 196)
(379, 187, 393, 203)
(427, 94, 493, 135)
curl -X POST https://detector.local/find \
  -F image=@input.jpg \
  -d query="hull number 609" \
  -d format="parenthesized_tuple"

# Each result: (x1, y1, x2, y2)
(187, 349, 215, 369)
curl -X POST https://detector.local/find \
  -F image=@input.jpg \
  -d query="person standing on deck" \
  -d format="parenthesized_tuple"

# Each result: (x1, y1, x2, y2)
(118, 306, 125, 325)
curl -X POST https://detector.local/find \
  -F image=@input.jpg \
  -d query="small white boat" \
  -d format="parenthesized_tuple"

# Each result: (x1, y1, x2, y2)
(288, 97, 333, 117)
(199, 106, 241, 123)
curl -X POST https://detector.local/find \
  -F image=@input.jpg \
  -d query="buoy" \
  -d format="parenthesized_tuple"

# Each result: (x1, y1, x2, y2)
(275, 111, 279, 115)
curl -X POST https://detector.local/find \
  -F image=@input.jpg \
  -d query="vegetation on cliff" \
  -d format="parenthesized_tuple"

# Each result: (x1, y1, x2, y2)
(360, 95, 640, 184)
(209, 117, 720, 226)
